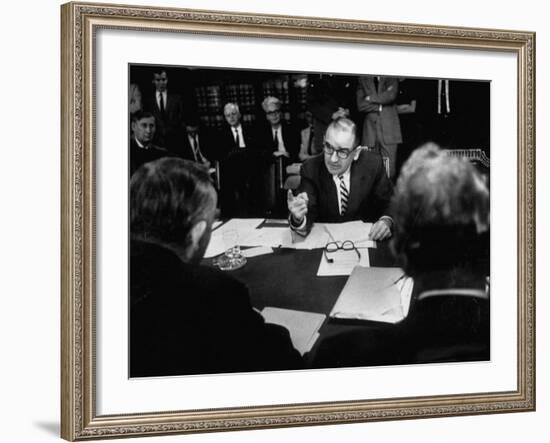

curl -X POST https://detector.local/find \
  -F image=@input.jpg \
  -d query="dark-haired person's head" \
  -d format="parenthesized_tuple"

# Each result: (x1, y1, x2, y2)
(152, 68, 168, 92)
(131, 111, 156, 146)
(130, 158, 217, 264)
(391, 143, 489, 276)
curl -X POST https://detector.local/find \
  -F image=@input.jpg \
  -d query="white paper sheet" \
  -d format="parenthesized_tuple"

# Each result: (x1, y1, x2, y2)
(204, 218, 264, 258)
(240, 227, 289, 247)
(281, 223, 330, 250)
(329, 267, 414, 323)
(316, 249, 370, 276)
(261, 307, 326, 356)
(323, 221, 374, 245)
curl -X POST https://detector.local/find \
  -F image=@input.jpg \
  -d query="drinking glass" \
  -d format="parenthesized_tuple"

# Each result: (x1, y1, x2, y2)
(216, 229, 246, 271)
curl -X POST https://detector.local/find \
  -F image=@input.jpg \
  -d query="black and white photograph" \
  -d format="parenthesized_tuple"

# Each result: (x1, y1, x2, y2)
(56, 2, 537, 441)
(128, 65, 491, 378)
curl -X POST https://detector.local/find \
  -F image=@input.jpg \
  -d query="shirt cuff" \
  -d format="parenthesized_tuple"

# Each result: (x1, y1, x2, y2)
(289, 215, 308, 236)
(379, 215, 393, 230)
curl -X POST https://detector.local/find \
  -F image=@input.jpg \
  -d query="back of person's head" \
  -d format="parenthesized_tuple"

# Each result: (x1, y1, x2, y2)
(391, 143, 489, 275)
(130, 157, 216, 263)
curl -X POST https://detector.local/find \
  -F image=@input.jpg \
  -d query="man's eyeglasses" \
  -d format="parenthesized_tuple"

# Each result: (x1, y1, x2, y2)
(323, 240, 361, 263)
(323, 142, 357, 159)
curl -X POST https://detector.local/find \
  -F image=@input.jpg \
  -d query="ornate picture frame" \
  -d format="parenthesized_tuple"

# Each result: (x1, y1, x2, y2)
(61, 1, 535, 440)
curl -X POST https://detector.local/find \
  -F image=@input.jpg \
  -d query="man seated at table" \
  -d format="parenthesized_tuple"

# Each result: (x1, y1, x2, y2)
(287, 117, 393, 241)
(130, 111, 169, 175)
(310, 143, 490, 368)
(130, 158, 302, 377)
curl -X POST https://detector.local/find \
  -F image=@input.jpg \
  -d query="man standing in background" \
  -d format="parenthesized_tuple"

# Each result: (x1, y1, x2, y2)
(357, 75, 402, 180)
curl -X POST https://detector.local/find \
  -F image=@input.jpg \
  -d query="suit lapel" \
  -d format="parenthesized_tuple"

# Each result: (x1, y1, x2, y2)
(347, 158, 365, 216)
(320, 166, 340, 219)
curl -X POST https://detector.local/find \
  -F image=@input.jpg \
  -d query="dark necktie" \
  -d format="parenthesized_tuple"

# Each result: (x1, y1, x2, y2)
(273, 129, 278, 150)
(159, 92, 165, 114)
(373, 76, 379, 92)
(233, 128, 240, 147)
(338, 175, 348, 216)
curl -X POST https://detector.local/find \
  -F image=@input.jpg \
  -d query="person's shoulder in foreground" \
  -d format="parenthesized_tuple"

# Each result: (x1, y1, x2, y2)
(309, 143, 490, 368)
(129, 157, 302, 377)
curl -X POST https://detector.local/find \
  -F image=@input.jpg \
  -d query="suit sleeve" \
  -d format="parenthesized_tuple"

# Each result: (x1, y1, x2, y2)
(356, 79, 381, 113)
(286, 124, 301, 162)
(369, 155, 393, 218)
(372, 77, 399, 105)
(295, 159, 321, 235)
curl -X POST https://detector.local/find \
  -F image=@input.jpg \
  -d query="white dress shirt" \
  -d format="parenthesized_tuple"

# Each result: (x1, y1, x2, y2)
(156, 91, 167, 110)
(232, 125, 246, 148)
(272, 127, 287, 155)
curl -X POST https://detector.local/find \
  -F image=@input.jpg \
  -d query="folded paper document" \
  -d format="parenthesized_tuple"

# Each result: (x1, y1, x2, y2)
(261, 307, 326, 356)
(330, 267, 414, 324)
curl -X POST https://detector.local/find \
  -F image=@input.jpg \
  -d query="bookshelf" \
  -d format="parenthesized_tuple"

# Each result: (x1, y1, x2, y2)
(193, 71, 309, 129)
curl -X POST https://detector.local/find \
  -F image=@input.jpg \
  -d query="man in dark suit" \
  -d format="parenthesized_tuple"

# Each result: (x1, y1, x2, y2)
(357, 75, 403, 180)
(257, 96, 301, 215)
(130, 158, 302, 377)
(144, 68, 185, 151)
(287, 118, 393, 241)
(175, 116, 217, 167)
(258, 96, 300, 162)
(129, 111, 168, 176)
(218, 102, 265, 217)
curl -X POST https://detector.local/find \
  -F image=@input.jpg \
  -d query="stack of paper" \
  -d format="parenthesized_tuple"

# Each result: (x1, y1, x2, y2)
(330, 267, 414, 324)
(261, 307, 326, 356)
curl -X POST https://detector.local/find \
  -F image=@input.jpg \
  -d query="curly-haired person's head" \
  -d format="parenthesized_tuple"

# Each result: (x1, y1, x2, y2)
(391, 143, 489, 276)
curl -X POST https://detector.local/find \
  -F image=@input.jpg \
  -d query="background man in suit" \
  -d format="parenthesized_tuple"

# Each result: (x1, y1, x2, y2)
(130, 158, 302, 377)
(129, 111, 168, 175)
(307, 74, 357, 154)
(357, 75, 403, 180)
(259, 96, 300, 162)
(258, 96, 301, 215)
(218, 102, 264, 217)
(144, 68, 185, 151)
(176, 116, 216, 168)
(299, 110, 316, 161)
(288, 118, 393, 241)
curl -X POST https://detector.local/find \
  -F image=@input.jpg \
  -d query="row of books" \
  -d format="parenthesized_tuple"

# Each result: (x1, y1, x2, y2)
(195, 80, 307, 117)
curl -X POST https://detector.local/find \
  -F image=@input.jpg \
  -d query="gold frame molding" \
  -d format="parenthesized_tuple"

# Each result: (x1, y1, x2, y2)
(61, 1, 536, 440)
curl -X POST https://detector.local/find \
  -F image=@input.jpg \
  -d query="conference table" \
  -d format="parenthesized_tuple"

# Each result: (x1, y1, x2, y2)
(205, 219, 404, 366)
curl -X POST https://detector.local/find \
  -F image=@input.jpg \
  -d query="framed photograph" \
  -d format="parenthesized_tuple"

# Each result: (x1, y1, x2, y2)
(61, 1, 535, 440)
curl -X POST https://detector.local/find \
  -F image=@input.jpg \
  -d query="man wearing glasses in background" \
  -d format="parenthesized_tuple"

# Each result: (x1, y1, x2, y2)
(287, 117, 393, 241)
